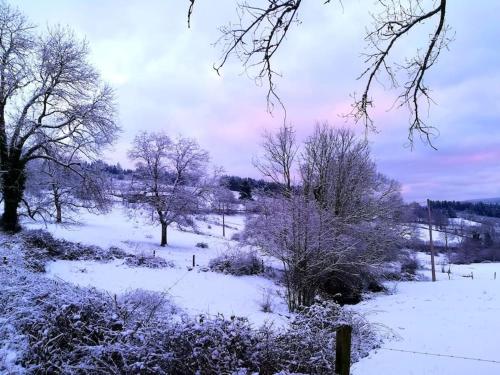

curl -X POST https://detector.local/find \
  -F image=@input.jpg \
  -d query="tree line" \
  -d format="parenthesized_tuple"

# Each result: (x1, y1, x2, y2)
(430, 200, 500, 219)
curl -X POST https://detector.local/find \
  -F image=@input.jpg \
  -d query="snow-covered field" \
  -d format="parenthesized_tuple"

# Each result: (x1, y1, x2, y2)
(24, 207, 289, 326)
(23, 207, 500, 374)
(352, 255, 500, 375)
(415, 225, 462, 246)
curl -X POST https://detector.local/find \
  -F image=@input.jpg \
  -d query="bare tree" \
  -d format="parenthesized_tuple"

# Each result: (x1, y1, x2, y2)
(128, 132, 210, 246)
(254, 124, 298, 197)
(188, 0, 449, 143)
(0, 4, 118, 231)
(245, 193, 401, 310)
(300, 123, 400, 224)
(246, 122, 404, 310)
(24, 158, 112, 223)
(244, 195, 336, 310)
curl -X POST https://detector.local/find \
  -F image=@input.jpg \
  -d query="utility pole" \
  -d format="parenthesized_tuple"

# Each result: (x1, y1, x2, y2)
(427, 199, 436, 282)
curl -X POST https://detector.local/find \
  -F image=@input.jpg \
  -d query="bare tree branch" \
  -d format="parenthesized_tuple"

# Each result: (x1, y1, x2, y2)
(189, 0, 450, 145)
(352, 0, 450, 146)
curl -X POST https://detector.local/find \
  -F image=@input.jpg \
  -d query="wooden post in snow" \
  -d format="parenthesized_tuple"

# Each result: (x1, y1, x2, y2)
(222, 210, 226, 237)
(427, 199, 437, 282)
(335, 325, 352, 375)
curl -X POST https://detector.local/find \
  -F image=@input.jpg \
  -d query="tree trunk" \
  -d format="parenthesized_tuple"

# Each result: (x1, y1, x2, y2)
(161, 223, 168, 246)
(55, 203, 62, 223)
(1, 165, 26, 232)
(54, 189, 62, 223)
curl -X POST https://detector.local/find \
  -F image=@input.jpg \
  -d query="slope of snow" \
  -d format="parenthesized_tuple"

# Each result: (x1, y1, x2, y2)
(351, 255, 500, 375)
(416, 226, 462, 246)
(448, 217, 482, 227)
(47, 259, 287, 326)
(22, 207, 500, 374)
(24, 207, 289, 326)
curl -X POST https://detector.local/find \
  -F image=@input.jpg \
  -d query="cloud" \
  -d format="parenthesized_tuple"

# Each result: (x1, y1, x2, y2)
(11, 0, 500, 202)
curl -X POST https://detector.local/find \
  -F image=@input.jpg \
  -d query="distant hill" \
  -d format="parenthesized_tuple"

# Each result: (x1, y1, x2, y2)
(431, 199, 500, 219)
(466, 197, 500, 204)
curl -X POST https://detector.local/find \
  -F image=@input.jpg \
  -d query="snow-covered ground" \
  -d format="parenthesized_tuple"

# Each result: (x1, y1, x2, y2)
(352, 255, 500, 375)
(448, 217, 482, 228)
(24, 207, 289, 326)
(23, 207, 500, 374)
(415, 226, 462, 246)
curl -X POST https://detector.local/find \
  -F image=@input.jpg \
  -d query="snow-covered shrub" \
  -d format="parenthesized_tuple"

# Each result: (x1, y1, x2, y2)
(400, 252, 420, 276)
(117, 289, 179, 326)
(21, 229, 174, 271)
(259, 289, 274, 313)
(209, 249, 263, 276)
(124, 253, 174, 268)
(250, 300, 379, 375)
(166, 314, 259, 374)
(1, 267, 179, 374)
(1, 235, 379, 374)
(451, 239, 500, 264)
(196, 242, 209, 249)
(21, 229, 128, 266)
(381, 250, 421, 281)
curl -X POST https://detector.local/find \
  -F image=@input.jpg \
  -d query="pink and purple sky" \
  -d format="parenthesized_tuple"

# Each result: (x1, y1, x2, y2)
(13, 0, 500, 202)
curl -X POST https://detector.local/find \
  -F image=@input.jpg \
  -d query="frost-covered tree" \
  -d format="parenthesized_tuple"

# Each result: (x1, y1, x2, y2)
(128, 131, 210, 246)
(254, 124, 298, 197)
(245, 124, 404, 308)
(0, 4, 118, 231)
(301, 123, 402, 223)
(24, 158, 112, 223)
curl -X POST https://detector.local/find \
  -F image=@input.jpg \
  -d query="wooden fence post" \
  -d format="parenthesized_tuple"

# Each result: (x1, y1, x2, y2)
(335, 325, 352, 375)
(427, 199, 437, 282)
(192, 254, 195, 267)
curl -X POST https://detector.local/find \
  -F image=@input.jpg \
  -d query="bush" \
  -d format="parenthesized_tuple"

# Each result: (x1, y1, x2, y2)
(124, 253, 174, 269)
(209, 249, 263, 276)
(450, 240, 500, 264)
(2, 234, 380, 374)
(259, 289, 274, 313)
(20, 229, 174, 271)
(401, 253, 420, 276)
(21, 229, 128, 267)
(1, 263, 380, 374)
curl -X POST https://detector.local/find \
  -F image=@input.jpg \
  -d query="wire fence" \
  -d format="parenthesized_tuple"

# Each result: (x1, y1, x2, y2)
(380, 347, 500, 365)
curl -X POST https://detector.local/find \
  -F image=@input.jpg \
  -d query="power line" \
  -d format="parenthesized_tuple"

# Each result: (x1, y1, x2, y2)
(380, 347, 500, 364)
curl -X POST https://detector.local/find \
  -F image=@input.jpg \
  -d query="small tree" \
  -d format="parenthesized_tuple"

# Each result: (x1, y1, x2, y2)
(245, 123, 404, 309)
(128, 131, 210, 246)
(25, 158, 112, 223)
